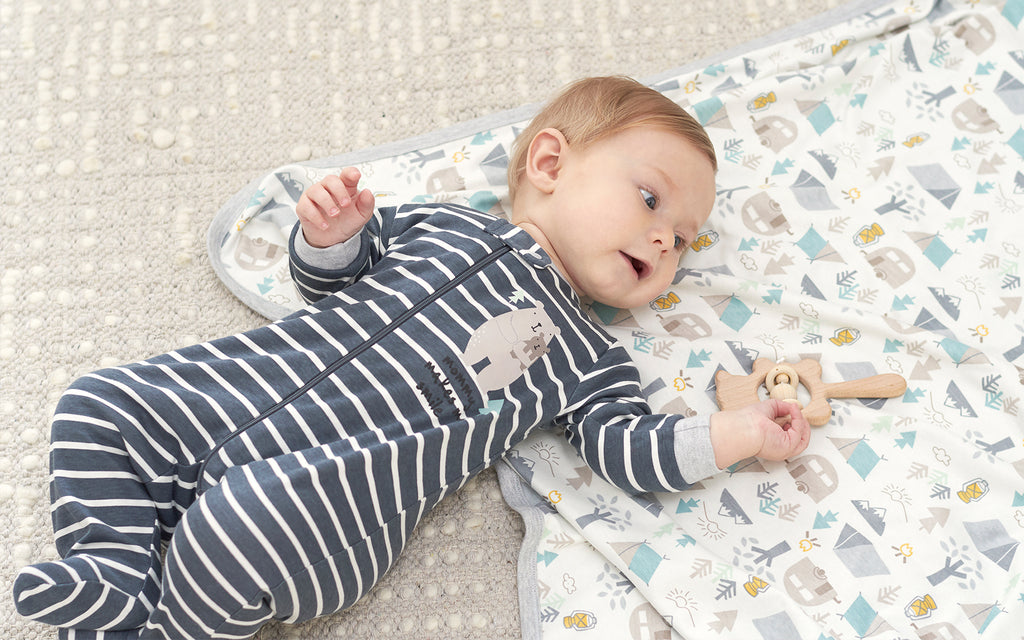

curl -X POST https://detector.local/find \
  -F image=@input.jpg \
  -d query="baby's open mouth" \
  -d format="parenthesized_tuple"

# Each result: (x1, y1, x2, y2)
(623, 253, 649, 279)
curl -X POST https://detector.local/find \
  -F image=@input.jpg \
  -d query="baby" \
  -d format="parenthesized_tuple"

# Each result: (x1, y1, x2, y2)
(14, 76, 810, 639)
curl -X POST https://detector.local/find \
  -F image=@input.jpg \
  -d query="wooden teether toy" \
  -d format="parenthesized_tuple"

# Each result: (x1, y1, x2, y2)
(715, 358, 907, 426)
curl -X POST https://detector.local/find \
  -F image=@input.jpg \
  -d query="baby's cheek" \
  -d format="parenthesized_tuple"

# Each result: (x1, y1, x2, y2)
(652, 267, 676, 293)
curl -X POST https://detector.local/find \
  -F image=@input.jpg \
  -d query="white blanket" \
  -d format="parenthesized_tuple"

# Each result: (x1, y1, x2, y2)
(499, 1, 1024, 637)
(208, 0, 1024, 637)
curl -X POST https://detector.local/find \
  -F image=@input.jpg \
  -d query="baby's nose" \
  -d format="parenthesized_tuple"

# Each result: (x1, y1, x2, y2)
(649, 223, 674, 249)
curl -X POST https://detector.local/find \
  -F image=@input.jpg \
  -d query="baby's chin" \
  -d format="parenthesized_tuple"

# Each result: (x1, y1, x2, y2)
(576, 272, 669, 310)
(586, 289, 656, 311)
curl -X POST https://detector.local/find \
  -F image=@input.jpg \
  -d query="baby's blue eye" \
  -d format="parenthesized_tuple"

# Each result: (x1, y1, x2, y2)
(640, 188, 658, 210)
(674, 235, 685, 249)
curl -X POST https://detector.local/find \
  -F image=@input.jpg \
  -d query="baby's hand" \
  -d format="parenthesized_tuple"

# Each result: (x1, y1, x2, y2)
(296, 167, 375, 248)
(709, 400, 811, 470)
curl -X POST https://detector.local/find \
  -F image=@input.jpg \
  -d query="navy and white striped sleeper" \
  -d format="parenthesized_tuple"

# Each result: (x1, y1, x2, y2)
(13, 203, 717, 639)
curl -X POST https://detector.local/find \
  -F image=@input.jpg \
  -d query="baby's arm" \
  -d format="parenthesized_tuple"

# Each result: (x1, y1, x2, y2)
(288, 167, 378, 304)
(296, 166, 376, 249)
(562, 345, 814, 493)
(709, 400, 811, 470)
(288, 169, 437, 304)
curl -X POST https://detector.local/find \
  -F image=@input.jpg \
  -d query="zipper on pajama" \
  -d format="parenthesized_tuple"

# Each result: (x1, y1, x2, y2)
(196, 245, 512, 492)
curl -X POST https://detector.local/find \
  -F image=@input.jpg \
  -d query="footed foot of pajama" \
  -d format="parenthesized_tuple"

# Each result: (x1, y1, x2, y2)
(13, 555, 155, 631)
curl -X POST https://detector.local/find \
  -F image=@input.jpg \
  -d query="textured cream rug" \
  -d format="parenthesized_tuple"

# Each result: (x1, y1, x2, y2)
(2, 0, 837, 637)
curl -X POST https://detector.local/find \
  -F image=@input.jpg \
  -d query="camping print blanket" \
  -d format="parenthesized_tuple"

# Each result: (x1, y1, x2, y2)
(207, 0, 1024, 638)
(499, 1, 1024, 638)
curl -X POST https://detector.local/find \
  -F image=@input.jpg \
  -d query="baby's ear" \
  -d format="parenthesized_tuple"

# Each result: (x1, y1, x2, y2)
(525, 128, 567, 194)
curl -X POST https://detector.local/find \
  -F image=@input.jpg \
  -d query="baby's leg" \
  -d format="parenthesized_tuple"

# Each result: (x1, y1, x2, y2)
(13, 372, 202, 632)
(135, 444, 438, 638)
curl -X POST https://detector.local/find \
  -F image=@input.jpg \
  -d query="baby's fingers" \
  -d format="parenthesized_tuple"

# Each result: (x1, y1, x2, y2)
(295, 169, 374, 248)
(353, 187, 376, 223)
(777, 403, 811, 455)
(302, 175, 354, 226)
(296, 190, 329, 231)
(339, 166, 363, 192)
(317, 174, 351, 211)
(754, 400, 810, 459)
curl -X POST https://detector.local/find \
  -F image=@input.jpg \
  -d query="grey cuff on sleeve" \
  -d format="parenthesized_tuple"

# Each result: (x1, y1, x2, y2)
(673, 415, 721, 484)
(291, 229, 362, 271)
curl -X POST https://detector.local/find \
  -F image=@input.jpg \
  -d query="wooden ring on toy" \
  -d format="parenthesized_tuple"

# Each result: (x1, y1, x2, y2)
(764, 364, 799, 392)
(764, 363, 801, 405)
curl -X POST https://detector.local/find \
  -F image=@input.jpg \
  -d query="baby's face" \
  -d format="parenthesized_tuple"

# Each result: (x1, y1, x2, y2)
(540, 126, 715, 309)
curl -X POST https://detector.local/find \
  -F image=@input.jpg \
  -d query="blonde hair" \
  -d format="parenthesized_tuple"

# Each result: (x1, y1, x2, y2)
(507, 76, 717, 204)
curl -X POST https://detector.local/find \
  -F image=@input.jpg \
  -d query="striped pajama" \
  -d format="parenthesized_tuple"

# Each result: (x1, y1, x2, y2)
(13, 204, 717, 638)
